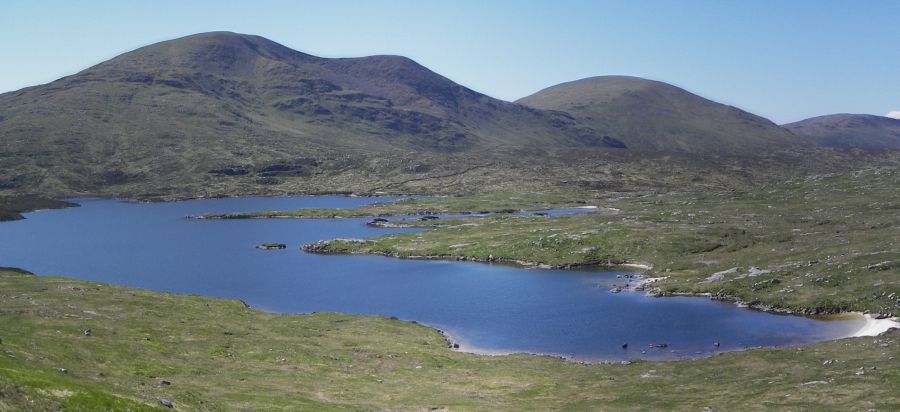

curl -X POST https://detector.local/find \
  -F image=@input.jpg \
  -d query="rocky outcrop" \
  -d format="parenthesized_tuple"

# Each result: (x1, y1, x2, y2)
(366, 217, 390, 226)
(256, 243, 287, 250)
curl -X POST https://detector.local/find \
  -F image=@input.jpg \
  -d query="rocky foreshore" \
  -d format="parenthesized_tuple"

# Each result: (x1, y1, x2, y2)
(302, 240, 899, 323)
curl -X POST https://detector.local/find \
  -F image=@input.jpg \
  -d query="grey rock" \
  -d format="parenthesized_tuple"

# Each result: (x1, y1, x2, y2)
(156, 397, 174, 408)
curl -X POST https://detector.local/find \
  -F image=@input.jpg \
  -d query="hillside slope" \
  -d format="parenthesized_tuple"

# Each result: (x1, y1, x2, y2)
(517, 76, 804, 153)
(784, 114, 900, 149)
(0, 32, 614, 198)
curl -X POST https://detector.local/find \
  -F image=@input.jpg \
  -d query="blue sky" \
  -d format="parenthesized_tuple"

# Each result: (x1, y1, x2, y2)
(2, 0, 898, 123)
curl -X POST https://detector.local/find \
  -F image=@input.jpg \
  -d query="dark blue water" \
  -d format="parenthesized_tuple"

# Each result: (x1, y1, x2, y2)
(0, 196, 862, 361)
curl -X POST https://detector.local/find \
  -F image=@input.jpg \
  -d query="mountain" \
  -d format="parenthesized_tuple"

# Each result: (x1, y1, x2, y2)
(783, 114, 900, 150)
(516, 76, 804, 153)
(0, 32, 616, 197)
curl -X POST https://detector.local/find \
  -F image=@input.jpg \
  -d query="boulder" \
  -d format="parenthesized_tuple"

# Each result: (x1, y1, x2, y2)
(156, 397, 174, 408)
(367, 218, 390, 226)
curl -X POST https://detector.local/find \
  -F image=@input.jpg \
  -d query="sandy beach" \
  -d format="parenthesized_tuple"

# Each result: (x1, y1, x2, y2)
(852, 313, 900, 337)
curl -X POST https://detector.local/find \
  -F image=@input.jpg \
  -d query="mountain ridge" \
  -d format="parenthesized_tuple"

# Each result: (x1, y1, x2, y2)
(0, 32, 867, 200)
(783, 113, 900, 149)
(0, 31, 620, 197)
(0, 31, 611, 151)
(516, 75, 804, 153)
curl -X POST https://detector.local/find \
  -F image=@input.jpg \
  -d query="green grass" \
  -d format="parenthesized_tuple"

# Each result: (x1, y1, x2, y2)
(198, 191, 597, 219)
(304, 166, 900, 315)
(1, 269, 898, 411)
(2, 135, 898, 409)
(0, 356, 157, 412)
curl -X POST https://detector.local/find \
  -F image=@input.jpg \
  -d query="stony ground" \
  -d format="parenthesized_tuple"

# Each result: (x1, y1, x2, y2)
(1, 269, 898, 411)
(2, 150, 898, 410)
(249, 166, 900, 316)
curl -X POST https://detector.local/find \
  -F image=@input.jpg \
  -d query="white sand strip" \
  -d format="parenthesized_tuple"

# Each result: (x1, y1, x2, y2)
(852, 314, 900, 337)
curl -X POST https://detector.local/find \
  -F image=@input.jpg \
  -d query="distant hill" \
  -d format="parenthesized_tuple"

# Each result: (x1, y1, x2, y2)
(0, 32, 616, 197)
(517, 76, 804, 153)
(783, 114, 900, 150)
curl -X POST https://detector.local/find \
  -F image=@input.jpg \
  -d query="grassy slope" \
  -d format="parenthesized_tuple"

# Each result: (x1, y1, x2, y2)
(784, 114, 900, 150)
(516, 76, 801, 153)
(299, 166, 898, 315)
(198, 191, 598, 219)
(0, 32, 612, 199)
(1, 269, 898, 411)
(1, 132, 897, 410)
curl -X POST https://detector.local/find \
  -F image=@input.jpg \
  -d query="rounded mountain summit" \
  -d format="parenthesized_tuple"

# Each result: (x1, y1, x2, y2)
(517, 76, 801, 153)
(0, 32, 817, 197)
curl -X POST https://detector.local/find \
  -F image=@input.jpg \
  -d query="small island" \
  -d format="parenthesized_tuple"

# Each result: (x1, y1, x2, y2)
(256, 243, 287, 250)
